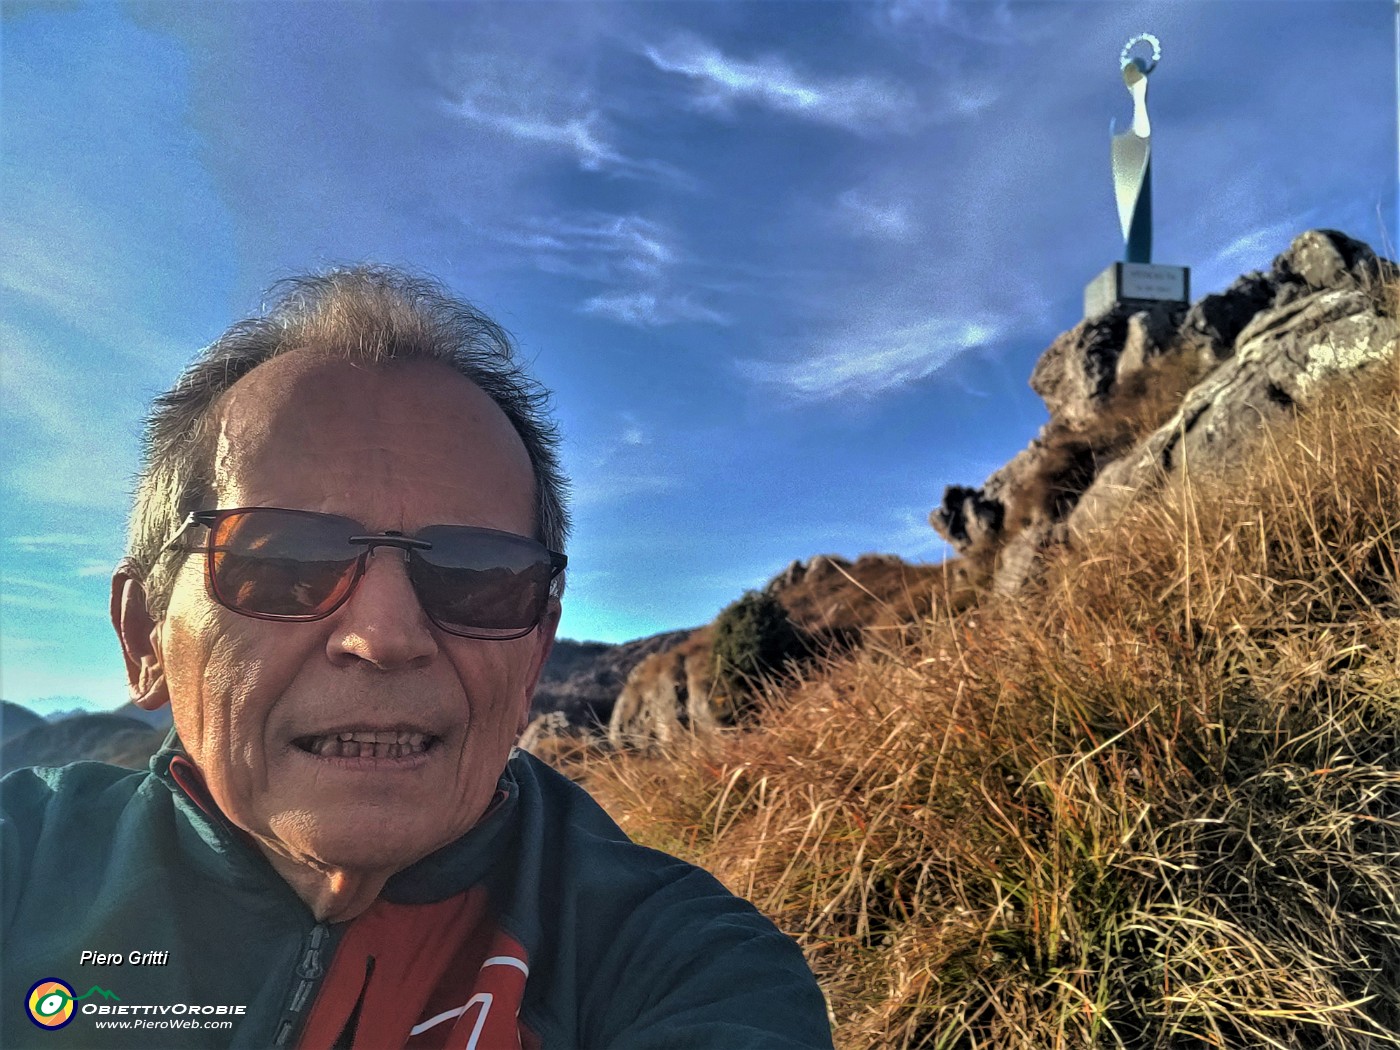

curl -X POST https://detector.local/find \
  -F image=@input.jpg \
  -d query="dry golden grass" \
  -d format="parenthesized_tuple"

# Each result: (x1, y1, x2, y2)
(578, 324, 1398, 1048)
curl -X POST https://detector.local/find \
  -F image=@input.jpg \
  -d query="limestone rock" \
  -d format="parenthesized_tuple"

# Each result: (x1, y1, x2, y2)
(1070, 287, 1397, 541)
(529, 630, 691, 731)
(1274, 228, 1382, 292)
(1028, 309, 1131, 425)
(930, 484, 1005, 554)
(932, 229, 1398, 596)
(607, 630, 716, 750)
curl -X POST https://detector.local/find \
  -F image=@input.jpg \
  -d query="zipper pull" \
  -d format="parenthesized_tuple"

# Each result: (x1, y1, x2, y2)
(297, 924, 327, 979)
(273, 922, 332, 1047)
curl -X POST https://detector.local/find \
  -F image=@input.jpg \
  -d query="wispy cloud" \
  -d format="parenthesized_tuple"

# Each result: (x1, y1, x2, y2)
(872, 0, 1048, 48)
(580, 291, 727, 328)
(880, 508, 955, 561)
(643, 34, 915, 133)
(1, 327, 136, 510)
(1207, 215, 1311, 276)
(6, 575, 87, 598)
(570, 472, 678, 508)
(2, 576, 108, 618)
(619, 416, 649, 448)
(2, 593, 109, 618)
(739, 315, 1007, 402)
(453, 96, 628, 173)
(8, 534, 109, 551)
(496, 213, 678, 281)
(837, 189, 917, 242)
(438, 57, 686, 183)
(495, 211, 725, 328)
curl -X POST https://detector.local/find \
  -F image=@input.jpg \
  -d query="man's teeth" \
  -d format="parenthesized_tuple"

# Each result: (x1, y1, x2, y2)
(307, 732, 431, 759)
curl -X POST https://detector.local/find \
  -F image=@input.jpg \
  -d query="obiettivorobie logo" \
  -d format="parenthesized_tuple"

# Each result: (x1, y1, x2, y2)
(23, 978, 247, 1033)
(26, 979, 120, 1030)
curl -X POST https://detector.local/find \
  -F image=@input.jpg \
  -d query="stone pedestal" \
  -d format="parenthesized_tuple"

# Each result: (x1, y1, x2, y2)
(1084, 261, 1190, 320)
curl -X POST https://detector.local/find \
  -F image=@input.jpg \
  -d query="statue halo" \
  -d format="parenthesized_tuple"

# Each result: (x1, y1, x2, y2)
(1120, 33, 1161, 75)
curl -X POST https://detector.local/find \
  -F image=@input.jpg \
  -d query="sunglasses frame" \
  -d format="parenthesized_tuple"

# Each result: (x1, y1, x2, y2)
(160, 507, 566, 641)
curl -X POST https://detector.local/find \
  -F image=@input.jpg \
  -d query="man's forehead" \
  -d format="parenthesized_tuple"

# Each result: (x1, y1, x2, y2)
(210, 354, 535, 510)
(216, 355, 493, 432)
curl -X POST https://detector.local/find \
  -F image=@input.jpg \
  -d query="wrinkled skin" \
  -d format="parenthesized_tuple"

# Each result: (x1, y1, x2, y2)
(112, 356, 558, 921)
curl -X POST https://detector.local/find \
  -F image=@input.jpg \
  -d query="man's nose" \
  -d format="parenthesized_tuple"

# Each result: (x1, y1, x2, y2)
(327, 547, 439, 669)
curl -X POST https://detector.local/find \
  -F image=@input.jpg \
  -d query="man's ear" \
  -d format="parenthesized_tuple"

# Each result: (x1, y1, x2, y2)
(111, 560, 170, 711)
(516, 600, 561, 736)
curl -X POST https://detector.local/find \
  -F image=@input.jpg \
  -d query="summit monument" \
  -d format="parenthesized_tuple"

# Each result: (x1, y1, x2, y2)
(1084, 34, 1192, 319)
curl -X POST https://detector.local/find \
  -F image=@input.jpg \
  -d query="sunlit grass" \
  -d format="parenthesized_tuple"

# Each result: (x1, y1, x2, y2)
(578, 304, 1399, 1048)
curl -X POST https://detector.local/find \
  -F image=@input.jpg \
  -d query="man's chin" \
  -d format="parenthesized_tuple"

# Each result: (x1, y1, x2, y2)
(266, 813, 448, 876)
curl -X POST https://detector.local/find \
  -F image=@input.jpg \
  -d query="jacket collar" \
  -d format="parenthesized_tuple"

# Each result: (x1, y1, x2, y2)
(148, 734, 522, 909)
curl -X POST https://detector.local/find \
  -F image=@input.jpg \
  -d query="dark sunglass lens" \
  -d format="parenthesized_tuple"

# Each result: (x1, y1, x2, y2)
(210, 510, 358, 617)
(411, 527, 553, 636)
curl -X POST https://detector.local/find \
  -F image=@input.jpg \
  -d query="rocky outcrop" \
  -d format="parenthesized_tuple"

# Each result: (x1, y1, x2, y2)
(528, 631, 693, 733)
(932, 230, 1398, 595)
(518, 631, 695, 758)
(607, 554, 957, 750)
(607, 629, 717, 750)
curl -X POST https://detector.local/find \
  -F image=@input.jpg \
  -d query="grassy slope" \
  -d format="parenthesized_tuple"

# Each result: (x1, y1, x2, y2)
(577, 317, 1400, 1047)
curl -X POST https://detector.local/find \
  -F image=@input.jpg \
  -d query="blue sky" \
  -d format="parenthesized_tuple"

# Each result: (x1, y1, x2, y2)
(2, 0, 1395, 715)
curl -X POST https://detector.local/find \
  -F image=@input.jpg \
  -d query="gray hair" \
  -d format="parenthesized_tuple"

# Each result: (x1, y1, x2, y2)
(124, 265, 570, 622)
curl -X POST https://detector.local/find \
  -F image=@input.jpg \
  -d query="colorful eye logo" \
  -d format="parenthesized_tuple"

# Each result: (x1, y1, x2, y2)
(27, 979, 76, 1030)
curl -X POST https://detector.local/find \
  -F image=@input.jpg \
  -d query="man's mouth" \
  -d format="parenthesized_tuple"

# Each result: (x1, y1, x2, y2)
(293, 731, 438, 760)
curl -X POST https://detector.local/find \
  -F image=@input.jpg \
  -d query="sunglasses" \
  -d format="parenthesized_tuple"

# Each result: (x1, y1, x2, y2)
(160, 507, 566, 641)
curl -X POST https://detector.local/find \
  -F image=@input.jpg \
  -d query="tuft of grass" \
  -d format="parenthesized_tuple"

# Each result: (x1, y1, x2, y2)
(578, 315, 1399, 1047)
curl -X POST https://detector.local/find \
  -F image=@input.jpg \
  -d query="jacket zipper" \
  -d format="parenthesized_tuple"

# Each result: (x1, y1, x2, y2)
(272, 922, 332, 1047)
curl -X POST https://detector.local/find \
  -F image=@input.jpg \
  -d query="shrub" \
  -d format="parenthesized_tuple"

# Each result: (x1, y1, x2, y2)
(709, 590, 805, 720)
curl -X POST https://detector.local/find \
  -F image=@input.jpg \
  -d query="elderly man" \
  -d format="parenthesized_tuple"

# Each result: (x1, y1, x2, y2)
(1, 269, 833, 1049)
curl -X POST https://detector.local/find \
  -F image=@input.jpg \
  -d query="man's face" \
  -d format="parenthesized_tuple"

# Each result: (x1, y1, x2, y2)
(150, 356, 556, 877)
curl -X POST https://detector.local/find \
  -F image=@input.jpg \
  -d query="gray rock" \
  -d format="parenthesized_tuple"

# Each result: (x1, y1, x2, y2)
(1274, 229, 1380, 292)
(932, 229, 1398, 596)
(530, 630, 693, 731)
(1069, 287, 1397, 541)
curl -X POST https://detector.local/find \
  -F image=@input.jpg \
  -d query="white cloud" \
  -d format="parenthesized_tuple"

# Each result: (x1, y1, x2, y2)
(880, 508, 955, 561)
(75, 559, 116, 578)
(8, 534, 109, 550)
(496, 212, 679, 281)
(1207, 215, 1310, 276)
(1, 325, 137, 510)
(2, 593, 110, 618)
(837, 189, 917, 242)
(739, 315, 1007, 402)
(437, 56, 688, 184)
(5, 575, 87, 598)
(453, 95, 629, 173)
(0, 664, 127, 711)
(570, 472, 677, 508)
(872, 0, 1051, 48)
(643, 35, 915, 133)
(580, 291, 728, 328)
(496, 212, 727, 330)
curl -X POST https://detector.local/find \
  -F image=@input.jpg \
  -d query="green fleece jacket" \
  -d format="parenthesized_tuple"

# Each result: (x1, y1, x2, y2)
(1, 744, 833, 1049)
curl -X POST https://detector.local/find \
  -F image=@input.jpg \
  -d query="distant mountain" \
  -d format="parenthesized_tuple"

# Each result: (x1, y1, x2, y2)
(13, 695, 103, 720)
(114, 703, 175, 731)
(43, 708, 90, 723)
(0, 701, 45, 747)
(0, 713, 165, 776)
